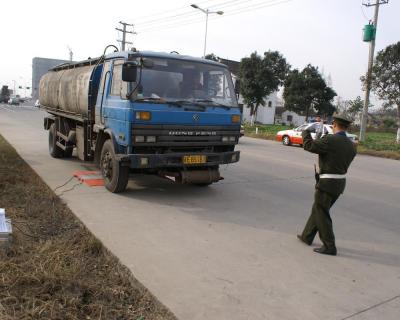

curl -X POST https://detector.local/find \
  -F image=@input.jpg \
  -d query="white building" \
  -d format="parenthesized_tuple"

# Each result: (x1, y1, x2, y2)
(32, 57, 71, 98)
(280, 110, 306, 126)
(240, 92, 278, 125)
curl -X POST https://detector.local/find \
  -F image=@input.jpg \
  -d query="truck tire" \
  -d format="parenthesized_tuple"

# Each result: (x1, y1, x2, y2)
(64, 148, 73, 158)
(100, 140, 129, 193)
(49, 123, 64, 158)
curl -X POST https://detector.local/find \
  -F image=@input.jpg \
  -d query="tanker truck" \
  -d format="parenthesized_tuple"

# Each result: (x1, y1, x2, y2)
(39, 47, 241, 193)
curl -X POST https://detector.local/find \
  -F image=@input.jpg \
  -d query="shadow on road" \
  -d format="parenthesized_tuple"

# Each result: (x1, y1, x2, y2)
(339, 247, 400, 268)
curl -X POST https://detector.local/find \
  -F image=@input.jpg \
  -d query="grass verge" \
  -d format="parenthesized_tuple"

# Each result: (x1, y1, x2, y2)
(0, 134, 176, 320)
(354, 132, 400, 160)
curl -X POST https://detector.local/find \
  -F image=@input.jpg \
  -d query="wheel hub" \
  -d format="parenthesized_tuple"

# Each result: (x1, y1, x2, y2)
(101, 151, 113, 180)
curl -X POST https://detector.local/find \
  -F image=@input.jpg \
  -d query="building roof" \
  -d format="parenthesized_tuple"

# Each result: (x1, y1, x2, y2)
(216, 58, 240, 75)
(275, 106, 285, 116)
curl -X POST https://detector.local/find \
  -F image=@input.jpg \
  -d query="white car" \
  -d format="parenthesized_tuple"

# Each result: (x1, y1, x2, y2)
(34, 100, 41, 108)
(276, 123, 358, 146)
(8, 97, 20, 105)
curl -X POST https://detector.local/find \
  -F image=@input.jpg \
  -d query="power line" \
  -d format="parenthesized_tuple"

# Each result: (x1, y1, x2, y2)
(116, 21, 136, 51)
(360, 1, 372, 21)
(138, 0, 292, 34)
(135, 11, 199, 27)
(136, 0, 247, 27)
(218, 0, 292, 16)
(138, 0, 285, 32)
(133, 0, 216, 22)
(209, 0, 257, 10)
(135, 0, 266, 29)
(208, 0, 249, 9)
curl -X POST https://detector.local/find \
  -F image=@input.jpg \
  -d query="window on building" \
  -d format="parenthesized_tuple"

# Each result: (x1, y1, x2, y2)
(287, 115, 293, 122)
(268, 101, 272, 107)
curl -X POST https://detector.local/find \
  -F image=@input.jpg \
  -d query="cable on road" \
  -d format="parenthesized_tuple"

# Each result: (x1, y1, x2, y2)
(53, 176, 75, 192)
(56, 181, 83, 197)
(340, 294, 400, 320)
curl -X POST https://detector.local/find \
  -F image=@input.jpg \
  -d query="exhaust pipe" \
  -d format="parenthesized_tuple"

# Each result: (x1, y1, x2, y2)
(159, 168, 222, 184)
(180, 168, 221, 184)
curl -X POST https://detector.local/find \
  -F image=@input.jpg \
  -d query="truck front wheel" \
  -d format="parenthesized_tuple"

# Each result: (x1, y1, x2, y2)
(100, 140, 129, 193)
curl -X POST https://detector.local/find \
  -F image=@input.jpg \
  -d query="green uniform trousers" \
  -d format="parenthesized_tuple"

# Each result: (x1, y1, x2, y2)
(301, 189, 340, 249)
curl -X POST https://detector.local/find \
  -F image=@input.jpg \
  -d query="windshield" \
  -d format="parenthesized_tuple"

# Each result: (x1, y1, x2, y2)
(131, 57, 238, 107)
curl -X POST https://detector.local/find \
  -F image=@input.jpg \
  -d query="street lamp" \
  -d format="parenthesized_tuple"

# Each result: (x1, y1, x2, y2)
(12, 80, 16, 96)
(191, 4, 223, 57)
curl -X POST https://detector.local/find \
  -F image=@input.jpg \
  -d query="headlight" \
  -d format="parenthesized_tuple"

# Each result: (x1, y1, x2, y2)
(146, 136, 156, 143)
(222, 136, 236, 142)
(136, 111, 151, 120)
(135, 136, 145, 143)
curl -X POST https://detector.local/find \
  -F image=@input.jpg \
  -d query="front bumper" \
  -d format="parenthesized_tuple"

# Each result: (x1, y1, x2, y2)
(116, 151, 240, 169)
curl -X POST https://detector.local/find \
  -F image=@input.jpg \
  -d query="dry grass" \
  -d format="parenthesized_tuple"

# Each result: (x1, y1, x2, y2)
(0, 135, 176, 320)
(355, 148, 400, 160)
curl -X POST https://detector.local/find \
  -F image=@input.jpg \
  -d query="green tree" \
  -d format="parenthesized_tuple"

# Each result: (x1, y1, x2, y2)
(204, 53, 222, 95)
(205, 53, 219, 62)
(239, 51, 289, 125)
(347, 96, 364, 116)
(0, 85, 10, 103)
(283, 65, 336, 121)
(370, 41, 400, 143)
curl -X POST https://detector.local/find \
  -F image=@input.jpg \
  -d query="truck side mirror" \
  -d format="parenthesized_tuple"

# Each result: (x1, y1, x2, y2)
(122, 62, 138, 82)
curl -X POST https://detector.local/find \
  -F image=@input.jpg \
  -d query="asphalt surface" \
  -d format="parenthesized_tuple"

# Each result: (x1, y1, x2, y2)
(1, 103, 399, 320)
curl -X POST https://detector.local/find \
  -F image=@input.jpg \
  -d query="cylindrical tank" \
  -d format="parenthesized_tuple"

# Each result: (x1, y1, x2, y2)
(39, 65, 96, 117)
(363, 24, 376, 42)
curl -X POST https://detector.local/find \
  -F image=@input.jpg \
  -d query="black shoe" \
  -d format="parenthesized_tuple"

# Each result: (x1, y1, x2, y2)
(313, 246, 337, 256)
(297, 234, 312, 246)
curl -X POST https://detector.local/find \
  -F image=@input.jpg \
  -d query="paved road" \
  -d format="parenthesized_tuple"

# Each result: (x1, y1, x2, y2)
(1, 103, 399, 320)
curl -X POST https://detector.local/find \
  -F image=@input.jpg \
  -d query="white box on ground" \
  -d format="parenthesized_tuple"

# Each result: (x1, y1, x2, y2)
(0, 208, 12, 242)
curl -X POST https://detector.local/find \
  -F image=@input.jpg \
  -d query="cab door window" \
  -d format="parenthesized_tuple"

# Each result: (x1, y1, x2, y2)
(111, 60, 127, 98)
(99, 61, 111, 96)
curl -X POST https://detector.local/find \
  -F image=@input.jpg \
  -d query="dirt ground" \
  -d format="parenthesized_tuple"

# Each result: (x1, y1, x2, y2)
(0, 135, 176, 320)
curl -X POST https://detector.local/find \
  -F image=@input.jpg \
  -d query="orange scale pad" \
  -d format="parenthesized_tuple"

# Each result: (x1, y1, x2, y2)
(73, 171, 105, 187)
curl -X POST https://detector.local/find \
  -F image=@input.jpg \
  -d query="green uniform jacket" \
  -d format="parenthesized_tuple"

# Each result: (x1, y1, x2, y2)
(302, 130, 357, 196)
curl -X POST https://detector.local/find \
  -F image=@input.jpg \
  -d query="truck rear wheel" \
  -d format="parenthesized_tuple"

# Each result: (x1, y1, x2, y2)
(49, 123, 65, 158)
(100, 140, 129, 193)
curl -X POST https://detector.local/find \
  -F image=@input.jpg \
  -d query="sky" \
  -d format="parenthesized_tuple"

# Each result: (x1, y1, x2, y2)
(0, 0, 398, 105)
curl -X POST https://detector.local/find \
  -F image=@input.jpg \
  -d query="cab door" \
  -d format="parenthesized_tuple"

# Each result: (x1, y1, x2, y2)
(103, 59, 131, 149)
(95, 60, 112, 125)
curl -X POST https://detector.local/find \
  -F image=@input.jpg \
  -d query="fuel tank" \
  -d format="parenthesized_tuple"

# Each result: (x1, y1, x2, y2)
(39, 65, 97, 117)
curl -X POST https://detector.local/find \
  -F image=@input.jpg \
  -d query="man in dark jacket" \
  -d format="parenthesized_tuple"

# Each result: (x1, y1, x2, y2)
(297, 114, 357, 255)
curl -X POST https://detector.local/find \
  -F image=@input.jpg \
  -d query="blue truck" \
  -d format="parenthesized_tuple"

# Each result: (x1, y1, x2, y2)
(39, 46, 241, 192)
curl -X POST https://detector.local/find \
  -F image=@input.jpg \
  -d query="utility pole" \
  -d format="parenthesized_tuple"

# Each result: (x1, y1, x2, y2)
(116, 21, 136, 51)
(67, 46, 73, 61)
(359, 0, 388, 142)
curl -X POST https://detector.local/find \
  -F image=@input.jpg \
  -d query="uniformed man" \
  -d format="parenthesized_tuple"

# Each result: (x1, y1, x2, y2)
(297, 114, 357, 256)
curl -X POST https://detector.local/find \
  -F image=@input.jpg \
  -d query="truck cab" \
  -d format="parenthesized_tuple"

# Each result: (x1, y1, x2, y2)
(41, 49, 241, 192)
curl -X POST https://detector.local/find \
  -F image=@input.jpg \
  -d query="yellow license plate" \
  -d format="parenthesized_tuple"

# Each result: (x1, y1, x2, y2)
(182, 155, 207, 164)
